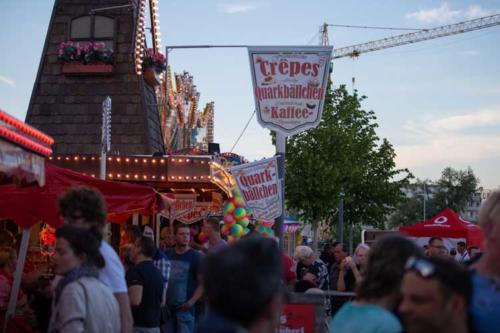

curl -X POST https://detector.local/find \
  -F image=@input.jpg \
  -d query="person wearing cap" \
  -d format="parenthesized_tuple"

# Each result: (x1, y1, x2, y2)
(399, 256, 472, 333)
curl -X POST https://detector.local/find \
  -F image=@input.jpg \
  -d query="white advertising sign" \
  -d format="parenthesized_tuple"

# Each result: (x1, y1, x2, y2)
(248, 46, 333, 136)
(229, 157, 282, 221)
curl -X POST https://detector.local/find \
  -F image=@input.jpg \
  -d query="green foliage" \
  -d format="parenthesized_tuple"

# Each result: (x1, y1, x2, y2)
(284, 84, 412, 236)
(388, 167, 479, 228)
(433, 167, 479, 213)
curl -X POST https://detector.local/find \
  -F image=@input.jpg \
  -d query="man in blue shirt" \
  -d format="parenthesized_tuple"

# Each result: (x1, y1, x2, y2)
(165, 224, 203, 333)
(469, 191, 500, 333)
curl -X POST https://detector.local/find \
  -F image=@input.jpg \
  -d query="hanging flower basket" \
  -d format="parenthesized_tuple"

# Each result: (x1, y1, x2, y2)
(144, 67, 161, 87)
(62, 61, 114, 75)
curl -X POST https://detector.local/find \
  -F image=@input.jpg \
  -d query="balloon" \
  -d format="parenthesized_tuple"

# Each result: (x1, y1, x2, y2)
(221, 224, 231, 235)
(223, 202, 235, 215)
(233, 207, 246, 220)
(230, 224, 244, 237)
(232, 196, 246, 208)
(223, 214, 236, 225)
(238, 217, 250, 228)
(198, 232, 208, 243)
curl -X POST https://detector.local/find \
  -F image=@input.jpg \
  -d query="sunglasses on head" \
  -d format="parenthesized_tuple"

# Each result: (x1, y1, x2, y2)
(405, 256, 436, 278)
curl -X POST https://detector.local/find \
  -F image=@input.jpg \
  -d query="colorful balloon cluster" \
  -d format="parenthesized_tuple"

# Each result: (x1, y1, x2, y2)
(255, 220, 275, 237)
(221, 189, 251, 242)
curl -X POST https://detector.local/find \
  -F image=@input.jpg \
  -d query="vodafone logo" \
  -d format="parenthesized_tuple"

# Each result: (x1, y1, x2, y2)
(433, 216, 448, 224)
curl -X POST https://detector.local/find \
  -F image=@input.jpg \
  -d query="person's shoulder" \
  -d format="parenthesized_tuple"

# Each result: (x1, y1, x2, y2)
(100, 241, 120, 260)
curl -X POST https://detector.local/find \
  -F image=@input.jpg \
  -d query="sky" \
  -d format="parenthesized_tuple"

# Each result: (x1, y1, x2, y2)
(1, 1, 500, 188)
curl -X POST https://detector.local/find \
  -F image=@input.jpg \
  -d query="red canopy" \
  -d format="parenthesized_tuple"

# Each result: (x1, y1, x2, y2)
(0, 161, 159, 228)
(399, 208, 483, 248)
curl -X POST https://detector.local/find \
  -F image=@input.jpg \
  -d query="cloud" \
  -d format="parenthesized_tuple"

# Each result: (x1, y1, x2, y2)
(466, 5, 492, 19)
(0, 75, 16, 88)
(395, 108, 500, 168)
(406, 3, 497, 24)
(218, 3, 256, 14)
(406, 3, 462, 24)
(461, 50, 479, 56)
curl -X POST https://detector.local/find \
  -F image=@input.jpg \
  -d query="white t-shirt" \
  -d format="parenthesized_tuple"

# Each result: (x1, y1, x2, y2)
(455, 251, 470, 263)
(99, 241, 128, 294)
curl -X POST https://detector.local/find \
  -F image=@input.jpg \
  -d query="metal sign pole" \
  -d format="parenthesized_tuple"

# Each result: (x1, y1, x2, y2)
(275, 133, 286, 248)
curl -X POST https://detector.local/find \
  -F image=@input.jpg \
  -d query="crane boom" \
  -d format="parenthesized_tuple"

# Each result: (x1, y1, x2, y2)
(331, 14, 500, 59)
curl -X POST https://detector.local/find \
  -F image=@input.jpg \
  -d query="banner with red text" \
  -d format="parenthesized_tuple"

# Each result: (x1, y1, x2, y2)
(229, 157, 281, 221)
(248, 46, 333, 136)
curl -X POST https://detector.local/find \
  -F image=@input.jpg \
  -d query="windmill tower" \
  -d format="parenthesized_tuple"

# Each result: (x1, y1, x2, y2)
(25, 0, 165, 155)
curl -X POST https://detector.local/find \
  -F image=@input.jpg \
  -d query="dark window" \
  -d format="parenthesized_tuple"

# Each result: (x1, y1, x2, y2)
(70, 15, 115, 49)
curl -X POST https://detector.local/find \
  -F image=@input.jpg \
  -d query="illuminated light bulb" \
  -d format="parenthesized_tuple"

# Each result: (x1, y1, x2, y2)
(65, 157, 69, 161)
(134, 174, 139, 179)
(143, 175, 147, 179)
(186, 158, 190, 162)
(134, 159, 139, 162)
(160, 159, 165, 163)
(49, 156, 53, 160)
(117, 157, 121, 162)
(143, 158, 147, 163)
(161, 176, 165, 180)
(200, 176, 204, 179)
(125, 158, 130, 162)
(126, 174, 130, 178)
(91, 157, 95, 160)
(108, 157, 112, 161)
(91, 174, 95, 177)
(193, 176, 198, 180)
(171, 176, 176, 180)
(186, 176, 191, 180)
(117, 174, 121, 178)
(108, 173, 113, 177)
(171, 158, 176, 162)
(82, 157, 86, 160)
(74, 156, 79, 160)
(152, 159, 156, 164)
(152, 175, 156, 179)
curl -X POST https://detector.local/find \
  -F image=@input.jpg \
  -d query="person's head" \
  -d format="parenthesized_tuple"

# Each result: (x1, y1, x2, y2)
(468, 246, 480, 259)
(53, 225, 105, 275)
(333, 242, 348, 262)
(120, 225, 142, 247)
(356, 235, 422, 308)
(58, 186, 107, 239)
(354, 244, 370, 267)
(456, 241, 467, 254)
(399, 256, 472, 333)
(0, 247, 17, 272)
(295, 245, 315, 266)
(201, 236, 283, 331)
(0, 230, 16, 248)
(478, 191, 500, 255)
(130, 236, 156, 263)
(427, 237, 445, 257)
(202, 218, 221, 238)
(174, 223, 191, 247)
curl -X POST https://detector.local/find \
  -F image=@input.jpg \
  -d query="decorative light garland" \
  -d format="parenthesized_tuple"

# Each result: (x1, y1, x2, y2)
(134, 0, 147, 75)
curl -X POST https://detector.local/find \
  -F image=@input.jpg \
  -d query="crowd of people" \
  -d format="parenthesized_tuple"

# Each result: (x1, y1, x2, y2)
(0, 186, 499, 333)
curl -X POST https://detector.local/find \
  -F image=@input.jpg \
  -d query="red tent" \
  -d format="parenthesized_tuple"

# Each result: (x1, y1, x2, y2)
(0, 161, 160, 228)
(399, 208, 483, 249)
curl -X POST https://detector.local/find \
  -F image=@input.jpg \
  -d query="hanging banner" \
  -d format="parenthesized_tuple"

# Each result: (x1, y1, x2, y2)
(248, 46, 333, 136)
(229, 157, 281, 221)
(177, 202, 210, 224)
(160, 194, 197, 219)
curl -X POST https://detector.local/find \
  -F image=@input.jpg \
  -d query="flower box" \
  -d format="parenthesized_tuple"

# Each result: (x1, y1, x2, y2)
(62, 62, 114, 76)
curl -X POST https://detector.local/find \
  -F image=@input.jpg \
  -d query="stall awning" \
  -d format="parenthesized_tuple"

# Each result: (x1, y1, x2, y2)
(0, 161, 159, 228)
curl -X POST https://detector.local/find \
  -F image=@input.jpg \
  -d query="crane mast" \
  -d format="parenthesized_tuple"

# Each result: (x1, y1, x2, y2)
(327, 14, 500, 59)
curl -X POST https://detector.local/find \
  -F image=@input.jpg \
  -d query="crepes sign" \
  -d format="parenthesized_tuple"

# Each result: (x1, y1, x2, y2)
(248, 46, 333, 136)
(229, 157, 281, 221)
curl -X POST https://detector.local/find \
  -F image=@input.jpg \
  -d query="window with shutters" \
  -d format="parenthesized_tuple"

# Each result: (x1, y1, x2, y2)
(69, 15, 115, 49)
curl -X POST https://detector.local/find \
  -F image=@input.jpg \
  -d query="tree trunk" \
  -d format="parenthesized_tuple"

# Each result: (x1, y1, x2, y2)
(312, 222, 319, 252)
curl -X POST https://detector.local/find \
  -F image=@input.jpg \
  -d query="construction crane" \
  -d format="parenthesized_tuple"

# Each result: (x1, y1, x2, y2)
(321, 14, 500, 58)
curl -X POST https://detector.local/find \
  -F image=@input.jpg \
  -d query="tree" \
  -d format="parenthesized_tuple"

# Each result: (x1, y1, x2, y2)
(388, 167, 479, 229)
(284, 84, 412, 243)
(433, 167, 479, 213)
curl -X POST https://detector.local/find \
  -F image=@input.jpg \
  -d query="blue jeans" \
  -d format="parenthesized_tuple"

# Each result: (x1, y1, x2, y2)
(166, 306, 195, 333)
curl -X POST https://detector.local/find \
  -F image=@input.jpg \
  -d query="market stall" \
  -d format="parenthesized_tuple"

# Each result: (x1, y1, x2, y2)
(399, 208, 483, 250)
(0, 110, 53, 333)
